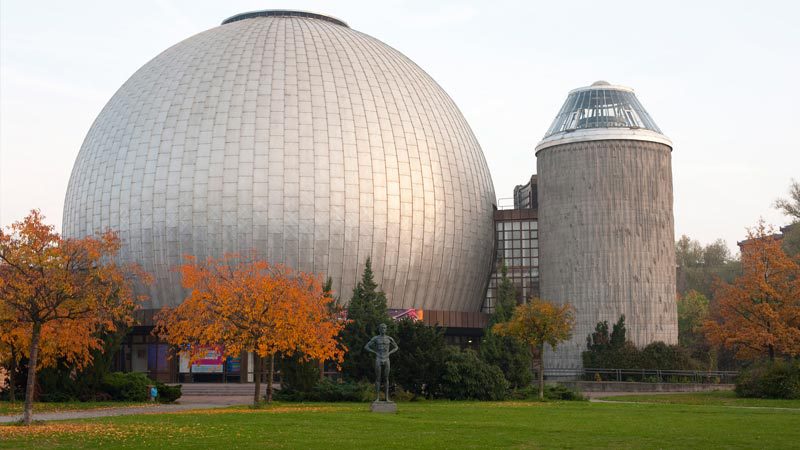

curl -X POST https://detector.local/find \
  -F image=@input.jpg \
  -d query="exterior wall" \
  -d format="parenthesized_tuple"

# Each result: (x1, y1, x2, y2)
(484, 208, 540, 312)
(62, 15, 496, 313)
(513, 175, 538, 209)
(537, 139, 677, 369)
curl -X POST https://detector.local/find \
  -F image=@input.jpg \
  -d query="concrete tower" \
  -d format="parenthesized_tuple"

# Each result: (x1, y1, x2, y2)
(535, 81, 677, 370)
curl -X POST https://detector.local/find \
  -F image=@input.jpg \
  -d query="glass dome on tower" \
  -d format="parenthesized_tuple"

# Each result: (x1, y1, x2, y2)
(536, 81, 670, 153)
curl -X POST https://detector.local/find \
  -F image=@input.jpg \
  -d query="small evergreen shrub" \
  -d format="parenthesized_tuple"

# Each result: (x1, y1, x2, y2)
(735, 361, 800, 399)
(509, 384, 585, 401)
(544, 384, 586, 401)
(439, 349, 508, 401)
(154, 382, 182, 403)
(274, 379, 373, 402)
(102, 372, 151, 401)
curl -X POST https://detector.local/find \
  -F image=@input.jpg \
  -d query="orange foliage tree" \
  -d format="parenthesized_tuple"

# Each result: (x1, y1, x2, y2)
(704, 221, 800, 361)
(0, 210, 147, 425)
(155, 254, 345, 404)
(493, 298, 575, 400)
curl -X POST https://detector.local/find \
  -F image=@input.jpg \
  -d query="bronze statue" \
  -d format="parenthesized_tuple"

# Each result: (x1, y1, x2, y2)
(364, 323, 399, 402)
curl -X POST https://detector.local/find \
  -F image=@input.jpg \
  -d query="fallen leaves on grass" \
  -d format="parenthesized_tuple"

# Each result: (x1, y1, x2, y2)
(163, 405, 353, 416)
(0, 422, 199, 440)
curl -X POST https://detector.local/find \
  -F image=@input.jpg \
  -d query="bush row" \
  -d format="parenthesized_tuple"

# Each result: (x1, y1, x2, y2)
(1, 370, 181, 403)
(735, 360, 800, 399)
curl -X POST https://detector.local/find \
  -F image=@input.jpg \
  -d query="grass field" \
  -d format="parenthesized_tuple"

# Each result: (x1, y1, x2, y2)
(0, 401, 148, 416)
(599, 390, 800, 408)
(1, 399, 799, 449)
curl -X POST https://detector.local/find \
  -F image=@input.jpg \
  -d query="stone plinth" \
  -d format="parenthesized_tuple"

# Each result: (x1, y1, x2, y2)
(370, 401, 397, 413)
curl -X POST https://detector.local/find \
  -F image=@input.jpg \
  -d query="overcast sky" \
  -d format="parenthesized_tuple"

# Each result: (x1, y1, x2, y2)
(1, 0, 798, 254)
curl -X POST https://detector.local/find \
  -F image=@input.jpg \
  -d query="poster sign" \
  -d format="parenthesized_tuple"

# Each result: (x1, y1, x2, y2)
(226, 357, 241, 374)
(179, 346, 224, 373)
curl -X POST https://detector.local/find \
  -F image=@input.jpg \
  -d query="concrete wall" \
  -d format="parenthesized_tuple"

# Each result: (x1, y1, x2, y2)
(558, 381, 734, 393)
(537, 139, 677, 369)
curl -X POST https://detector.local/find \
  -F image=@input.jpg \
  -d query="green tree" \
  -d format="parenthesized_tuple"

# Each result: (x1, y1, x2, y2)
(782, 224, 800, 257)
(678, 291, 709, 349)
(675, 235, 740, 298)
(480, 263, 532, 388)
(610, 315, 627, 349)
(391, 318, 448, 399)
(439, 348, 508, 401)
(494, 299, 575, 400)
(493, 262, 517, 321)
(584, 315, 700, 371)
(340, 258, 392, 381)
(774, 179, 800, 222)
(280, 353, 321, 392)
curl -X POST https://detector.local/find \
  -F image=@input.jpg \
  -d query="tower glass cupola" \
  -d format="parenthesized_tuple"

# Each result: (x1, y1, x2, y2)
(536, 81, 670, 153)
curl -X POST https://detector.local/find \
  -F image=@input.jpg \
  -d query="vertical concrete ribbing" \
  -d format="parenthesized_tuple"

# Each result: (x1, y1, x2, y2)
(537, 139, 677, 369)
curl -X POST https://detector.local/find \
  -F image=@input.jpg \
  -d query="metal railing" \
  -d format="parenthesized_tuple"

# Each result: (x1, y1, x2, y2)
(544, 367, 738, 384)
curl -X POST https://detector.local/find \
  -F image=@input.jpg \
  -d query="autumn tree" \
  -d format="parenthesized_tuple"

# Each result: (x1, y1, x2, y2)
(156, 255, 345, 404)
(0, 210, 145, 425)
(340, 258, 392, 381)
(704, 221, 800, 361)
(493, 298, 575, 400)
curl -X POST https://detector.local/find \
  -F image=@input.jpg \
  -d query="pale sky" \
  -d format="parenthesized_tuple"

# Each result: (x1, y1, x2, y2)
(1, 0, 798, 254)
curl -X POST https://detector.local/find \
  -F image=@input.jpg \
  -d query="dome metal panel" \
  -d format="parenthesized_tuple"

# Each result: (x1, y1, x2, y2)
(62, 12, 496, 313)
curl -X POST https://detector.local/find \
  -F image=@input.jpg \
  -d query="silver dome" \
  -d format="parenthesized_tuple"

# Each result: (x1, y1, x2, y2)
(63, 11, 496, 312)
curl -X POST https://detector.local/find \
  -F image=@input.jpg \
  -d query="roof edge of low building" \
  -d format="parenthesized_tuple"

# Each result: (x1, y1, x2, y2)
(534, 128, 672, 154)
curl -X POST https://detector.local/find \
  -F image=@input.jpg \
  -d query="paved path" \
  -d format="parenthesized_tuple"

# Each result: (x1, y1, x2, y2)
(584, 391, 693, 399)
(0, 396, 252, 423)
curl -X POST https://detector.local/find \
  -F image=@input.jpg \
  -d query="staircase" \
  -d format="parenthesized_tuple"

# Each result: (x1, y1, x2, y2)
(175, 383, 279, 396)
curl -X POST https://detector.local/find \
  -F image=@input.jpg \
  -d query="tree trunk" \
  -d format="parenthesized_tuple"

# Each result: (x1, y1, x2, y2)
(253, 353, 261, 405)
(768, 344, 775, 361)
(266, 353, 275, 403)
(22, 323, 42, 425)
(538, 343, 545, 401)
(8, 345, 17, 403)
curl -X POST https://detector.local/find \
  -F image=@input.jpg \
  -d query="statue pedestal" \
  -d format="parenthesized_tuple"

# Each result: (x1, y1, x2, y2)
(370, 401, 397, 413)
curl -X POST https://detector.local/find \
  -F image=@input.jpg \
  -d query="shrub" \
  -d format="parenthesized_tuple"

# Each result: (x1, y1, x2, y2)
(274, 379, 373, 402)
(102, 372, 151, 401)
(583, 316, 702, 373)
(544, 384, 585, 401)
(280, 354, 321, 392)
(154, 382, 182, 403)
(509, 384, 585, 401)
(438, 349, 508, 401)
(736, 361, 800, 399)
(392, 319, 449, 399)
(480, 330, 532, 389)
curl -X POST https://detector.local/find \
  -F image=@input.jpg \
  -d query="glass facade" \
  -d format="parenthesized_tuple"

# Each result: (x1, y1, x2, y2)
(544, 86, 662, 138)
(484, 214, 539, 312)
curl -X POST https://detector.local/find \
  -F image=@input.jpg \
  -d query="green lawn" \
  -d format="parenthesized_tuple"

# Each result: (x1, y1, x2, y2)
(599, 390, 800, 408)
(0, 401, 149, 416)
(2, 400, 799, 449)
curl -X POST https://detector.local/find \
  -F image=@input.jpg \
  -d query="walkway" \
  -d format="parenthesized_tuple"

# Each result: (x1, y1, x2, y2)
(0, 395, 251, 424)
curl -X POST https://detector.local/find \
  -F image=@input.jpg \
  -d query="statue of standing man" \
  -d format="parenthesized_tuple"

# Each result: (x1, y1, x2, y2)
(364, 323, 399, 402)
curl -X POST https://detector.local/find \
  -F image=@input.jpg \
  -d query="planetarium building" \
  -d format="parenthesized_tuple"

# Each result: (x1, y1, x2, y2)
(63, 10, 679, 380)
(63, 10, 496, 323)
